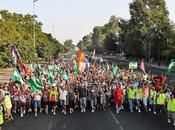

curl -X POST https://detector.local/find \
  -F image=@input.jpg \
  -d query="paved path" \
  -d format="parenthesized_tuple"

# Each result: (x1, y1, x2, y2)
(3, 107, 175, 130)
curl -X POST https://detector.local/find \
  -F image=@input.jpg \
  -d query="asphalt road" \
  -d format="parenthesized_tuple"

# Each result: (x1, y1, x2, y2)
(3, 107, 175, 130)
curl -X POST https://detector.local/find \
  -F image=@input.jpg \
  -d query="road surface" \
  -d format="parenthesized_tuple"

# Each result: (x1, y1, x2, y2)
(4, 107, 174, 130)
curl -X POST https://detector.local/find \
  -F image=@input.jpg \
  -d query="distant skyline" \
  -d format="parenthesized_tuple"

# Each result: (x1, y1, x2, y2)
(0, 0, 175, 44)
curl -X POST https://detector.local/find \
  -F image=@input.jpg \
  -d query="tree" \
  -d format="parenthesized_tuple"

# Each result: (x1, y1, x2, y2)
(0, 10, 64, 68)
(64, 39, 74, 52)
(92, 26, 105, 53)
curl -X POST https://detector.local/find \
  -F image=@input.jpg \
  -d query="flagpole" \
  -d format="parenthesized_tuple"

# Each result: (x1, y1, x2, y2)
(33, 0, 38, 54)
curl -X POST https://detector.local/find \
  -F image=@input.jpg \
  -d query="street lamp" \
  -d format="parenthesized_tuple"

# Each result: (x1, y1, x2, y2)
(33, 0, 38, 53)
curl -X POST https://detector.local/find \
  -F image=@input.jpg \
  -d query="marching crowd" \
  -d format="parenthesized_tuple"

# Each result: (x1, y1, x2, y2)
(0, 59, 175, 130)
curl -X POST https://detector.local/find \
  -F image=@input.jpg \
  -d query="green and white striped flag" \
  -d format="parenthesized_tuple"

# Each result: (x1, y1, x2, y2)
(167, 60, 175, 75)
(12, 69, 25, 85)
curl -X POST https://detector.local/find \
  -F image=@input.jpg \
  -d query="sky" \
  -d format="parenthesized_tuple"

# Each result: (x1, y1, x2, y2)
(0, 0, 175, 44)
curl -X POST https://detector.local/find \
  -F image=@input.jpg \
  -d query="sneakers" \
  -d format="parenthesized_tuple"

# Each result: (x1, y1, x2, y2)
(116, 110, 119, 114)
(81, 109, 84, 113)
(63, 111, 66, 115)
(173, 122, 175, 126)
(149, 108, 151, 112)
(138, 109, 141, 113)
(168, 119, 171, 124)
(23, 110, 26, 114)
(62, 110, 64, 113)
(20, 113, 23, 118)
(28, 108, 32, 112)
(34, 113, 37, 117)
(91, 109, 95, 113)
(136, 106, 138, 110)
(153, 111, 157, 115)
(83, 109, 86, 112)
(53, 112, 56, 115)
(13, 110, 17, 114)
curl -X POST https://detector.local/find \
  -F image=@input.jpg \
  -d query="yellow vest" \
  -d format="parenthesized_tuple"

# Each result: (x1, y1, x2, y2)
(0, 106, 4, 125)
(157, 93, 165, 105)
(4, 95, 12, 109)
(128, 88, 135, 99)
(167, 99, 175, 112)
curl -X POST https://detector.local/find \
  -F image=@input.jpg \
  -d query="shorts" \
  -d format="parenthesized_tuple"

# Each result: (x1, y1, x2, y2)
(69, 101, 74, 108)
(19, 102, 26, 108)
(136, 99, 141, 107)
(49, 102, 57, 107)
(149, 100, 156, 105)
(60, 100, 66, 106)
(43, 102, 49, 106)
(115, 99, 122, 106)
(33, 100, 41, 109)
(100, 96, 106, 105)
(143, 98, 148, 106)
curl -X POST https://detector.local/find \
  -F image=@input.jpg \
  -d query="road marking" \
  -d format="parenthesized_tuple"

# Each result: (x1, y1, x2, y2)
(109, 109, 125, 130)
(120, 126, 124, 130)
(48, 121, 53, 130)
(109, 109, 119, 125)
(62, 124, 67, 129)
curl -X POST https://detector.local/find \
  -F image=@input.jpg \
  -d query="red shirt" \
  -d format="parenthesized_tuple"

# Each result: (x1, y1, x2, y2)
(115, 88, 123, 101)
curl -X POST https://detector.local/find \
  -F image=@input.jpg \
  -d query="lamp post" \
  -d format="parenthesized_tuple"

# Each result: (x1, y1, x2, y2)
(33, 0, 38, 52)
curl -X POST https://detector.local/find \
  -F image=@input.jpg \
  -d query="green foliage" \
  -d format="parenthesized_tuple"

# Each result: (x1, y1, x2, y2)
(64, 39, 75, 52)
(78, 0, 175, 63)
(0, 10, 64, 68)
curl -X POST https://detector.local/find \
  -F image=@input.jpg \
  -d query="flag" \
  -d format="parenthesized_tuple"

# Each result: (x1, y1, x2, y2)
(30, 62, 35, 72)
(73, 61, 78, 72)
(100, 63, 104, 71)
(140, 59, 146, 74)
(62, 73, 69, 81)
(107, 62, 110, 71)
(92, 49, 96, 57)
(28, 77, 43, 91)
(161, 74, 166, 85)
(11, 45, 20, 65)
(38, 64, 43, 75)
(79, 62, 86, 72)
(12, 69, 25, 85)
(113, 66, 120, 76)
(167, 60, 175, 75)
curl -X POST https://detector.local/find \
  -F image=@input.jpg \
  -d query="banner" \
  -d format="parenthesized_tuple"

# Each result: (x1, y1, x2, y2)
(129, 62, 138, 69)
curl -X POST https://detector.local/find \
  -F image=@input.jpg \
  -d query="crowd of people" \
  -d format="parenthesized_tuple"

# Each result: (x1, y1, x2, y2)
(0, 57, 175, 130)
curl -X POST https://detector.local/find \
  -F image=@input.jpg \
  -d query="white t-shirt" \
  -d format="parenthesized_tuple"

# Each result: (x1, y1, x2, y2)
(33, 91, 42, 101)
(59, 89, 68, 100)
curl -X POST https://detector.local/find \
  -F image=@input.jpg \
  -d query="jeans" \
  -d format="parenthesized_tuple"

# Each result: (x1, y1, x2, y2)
(33, 100, 41, 109)
(91, 97, 97, 109)
(80, 97, 86, 110)
(128, 99, 134, 112)
(167, 111, 175, 122)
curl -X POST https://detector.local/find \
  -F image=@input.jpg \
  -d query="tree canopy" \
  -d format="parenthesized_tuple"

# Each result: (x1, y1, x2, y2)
(77, 0, 175, 63)
(0, 10, 65, 68)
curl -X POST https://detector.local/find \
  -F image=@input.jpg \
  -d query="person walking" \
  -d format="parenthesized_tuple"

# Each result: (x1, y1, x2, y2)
(135, 85, 142, 113)
(114, 85, 123, 113)
(49, 86, 58, 115)
(128, 86, 135, 113)
(79, 83, 87, 112)
(32, 90, 43, 117)
(157, 89, 166, 114)
(167, 94, 175, 126)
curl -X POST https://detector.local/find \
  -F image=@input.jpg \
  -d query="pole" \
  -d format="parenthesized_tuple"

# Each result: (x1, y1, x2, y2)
(33, 0, 37, 52)
(149, 40, 150, 64)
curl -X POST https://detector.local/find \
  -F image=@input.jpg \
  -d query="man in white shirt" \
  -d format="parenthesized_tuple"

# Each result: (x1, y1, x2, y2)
(32, 91, 43, 117)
